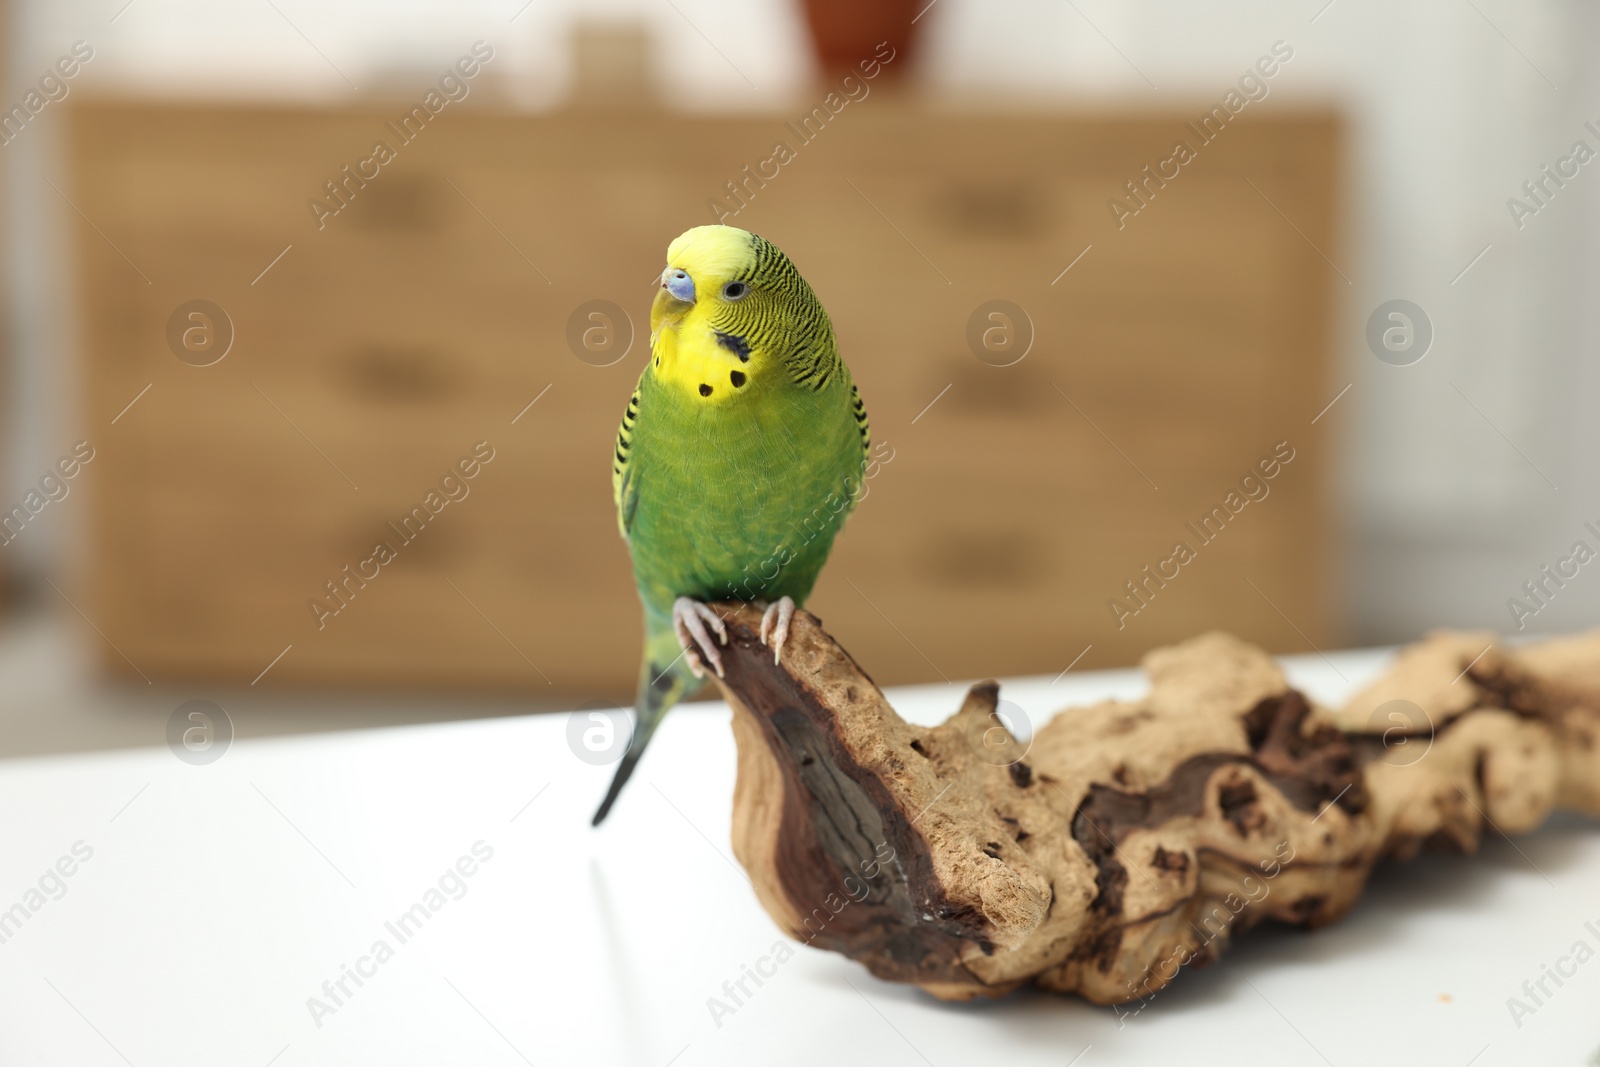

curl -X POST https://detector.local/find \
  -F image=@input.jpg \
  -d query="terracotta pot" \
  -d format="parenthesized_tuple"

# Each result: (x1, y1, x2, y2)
(798, 0, 921, 79)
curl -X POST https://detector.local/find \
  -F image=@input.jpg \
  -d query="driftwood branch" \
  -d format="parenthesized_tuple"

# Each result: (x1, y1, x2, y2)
(710, 603, 1600, 1003)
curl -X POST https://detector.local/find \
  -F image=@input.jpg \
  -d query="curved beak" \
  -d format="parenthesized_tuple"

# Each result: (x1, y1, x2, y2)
(660, 267, 696, 304)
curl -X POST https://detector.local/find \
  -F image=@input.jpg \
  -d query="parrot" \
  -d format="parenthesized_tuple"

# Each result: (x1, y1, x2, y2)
(591, 224, 871, 826)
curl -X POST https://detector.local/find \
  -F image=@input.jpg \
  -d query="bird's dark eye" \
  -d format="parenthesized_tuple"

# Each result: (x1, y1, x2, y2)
(723, 281, 748, 300)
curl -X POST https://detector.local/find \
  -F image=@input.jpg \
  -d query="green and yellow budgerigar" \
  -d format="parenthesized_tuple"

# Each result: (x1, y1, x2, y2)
(591, 224, 870, 825)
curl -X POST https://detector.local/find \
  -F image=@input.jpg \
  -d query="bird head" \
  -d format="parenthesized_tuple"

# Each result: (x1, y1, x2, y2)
(650, 224, 761, 333)
(648, 224, 827, 401)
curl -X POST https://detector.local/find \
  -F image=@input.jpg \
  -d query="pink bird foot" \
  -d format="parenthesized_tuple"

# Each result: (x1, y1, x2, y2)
(672, 597, 728, 678)
(759, 596, 796, 665)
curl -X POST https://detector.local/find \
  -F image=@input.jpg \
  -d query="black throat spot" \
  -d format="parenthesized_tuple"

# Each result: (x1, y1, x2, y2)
(715, 331, 751, 363)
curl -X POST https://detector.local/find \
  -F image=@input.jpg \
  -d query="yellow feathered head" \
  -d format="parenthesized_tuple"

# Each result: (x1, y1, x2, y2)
(648, 225, 833, 400)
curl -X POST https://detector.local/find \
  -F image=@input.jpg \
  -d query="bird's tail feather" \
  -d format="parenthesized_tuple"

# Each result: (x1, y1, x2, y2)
(591, 620, 701, 826)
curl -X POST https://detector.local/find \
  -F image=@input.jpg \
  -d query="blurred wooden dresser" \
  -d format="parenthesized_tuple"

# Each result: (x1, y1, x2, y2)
(67, 95, 1341, 698)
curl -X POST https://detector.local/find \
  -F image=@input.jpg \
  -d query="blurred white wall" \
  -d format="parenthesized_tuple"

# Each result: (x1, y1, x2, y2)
(4, 0, 1595, 643)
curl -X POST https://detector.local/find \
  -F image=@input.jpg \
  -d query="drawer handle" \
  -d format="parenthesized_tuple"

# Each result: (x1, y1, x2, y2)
(936, 182, 1041, 238)
(339, 348, 456, 402)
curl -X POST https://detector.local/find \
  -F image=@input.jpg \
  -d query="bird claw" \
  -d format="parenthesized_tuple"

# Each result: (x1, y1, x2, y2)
(672, 597, 728, 679)
(760, 597, 795, 665)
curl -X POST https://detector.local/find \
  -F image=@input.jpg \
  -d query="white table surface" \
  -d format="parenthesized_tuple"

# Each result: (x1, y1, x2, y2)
(3, 649, 1597, 1067)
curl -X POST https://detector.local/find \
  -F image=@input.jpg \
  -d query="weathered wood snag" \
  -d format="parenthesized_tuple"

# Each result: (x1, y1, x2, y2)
(712, 603, 1600, 1004)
